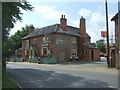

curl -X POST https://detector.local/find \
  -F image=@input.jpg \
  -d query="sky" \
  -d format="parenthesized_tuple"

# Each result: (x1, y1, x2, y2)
(10, 1, 118, 43)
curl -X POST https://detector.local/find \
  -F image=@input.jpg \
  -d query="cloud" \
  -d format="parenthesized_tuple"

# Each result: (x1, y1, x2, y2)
(42, 11, 66, 20)
(32, 4, 54, 13)
(10, 21, 27, 36)
(89, 11, 115, 42)
(33, 4, 67, 20)
(69, 20, 79, 28)
(90, 12, 105, 27)
(70, 8, 115, 43)
(78, 8, 91, 18)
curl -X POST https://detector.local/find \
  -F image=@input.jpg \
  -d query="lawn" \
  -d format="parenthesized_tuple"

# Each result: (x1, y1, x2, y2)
(2, 67, 18, 89)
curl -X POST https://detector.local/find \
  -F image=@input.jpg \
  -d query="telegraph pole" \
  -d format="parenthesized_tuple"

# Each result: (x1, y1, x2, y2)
(105, 0, 110, 68)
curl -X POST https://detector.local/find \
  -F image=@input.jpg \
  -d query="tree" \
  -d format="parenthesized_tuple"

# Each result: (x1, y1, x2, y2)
(96, 39, 106, 53)
(8, 25, 30, 56)
(91, 42, 96, 46)
(91, 39, 106, 53)
(2, 2, 33, 42)
(2, 2, 33, 58)
(2, 2, 33, 67)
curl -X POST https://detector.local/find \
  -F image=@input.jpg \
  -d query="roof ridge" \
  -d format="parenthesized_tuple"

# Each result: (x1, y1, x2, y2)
(54, 24, 58, 32)
(37, 23, 59, 30)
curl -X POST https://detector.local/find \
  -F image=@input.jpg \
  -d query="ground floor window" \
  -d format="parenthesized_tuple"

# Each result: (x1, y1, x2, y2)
(42, 47, 48, 55)
(83, 50, 88, 55)
(71, 48, 77, 56)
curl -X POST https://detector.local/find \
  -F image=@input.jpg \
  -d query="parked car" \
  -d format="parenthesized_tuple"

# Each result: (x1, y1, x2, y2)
(100, 52, 105, 57)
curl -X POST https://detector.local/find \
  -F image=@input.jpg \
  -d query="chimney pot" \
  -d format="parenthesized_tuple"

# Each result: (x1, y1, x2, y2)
(64, 15, 65, 18)
(62, 15, 63, 18)
(29, 24, 34, 33)
(60, 15, 67, 31)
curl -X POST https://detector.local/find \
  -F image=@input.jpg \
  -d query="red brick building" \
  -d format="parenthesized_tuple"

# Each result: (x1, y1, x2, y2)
(22, 15, 100, 63)
(111, 13, 119, 68)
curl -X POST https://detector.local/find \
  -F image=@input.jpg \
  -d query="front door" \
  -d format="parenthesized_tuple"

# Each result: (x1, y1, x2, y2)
(91, 50, 94, 60)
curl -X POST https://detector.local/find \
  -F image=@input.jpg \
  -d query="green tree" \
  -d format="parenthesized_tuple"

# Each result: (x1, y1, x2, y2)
(2, 2, 33, 59)
(91, 42, 96, 46)
(2, 2, 33, 68)
(2, 2, 33, 88)
(96, 39, 105, 53)
(8, 25, 29, 56)
(2, 2, 33, 42)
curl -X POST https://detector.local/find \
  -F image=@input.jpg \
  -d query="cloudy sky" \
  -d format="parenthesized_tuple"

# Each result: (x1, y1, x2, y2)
(10, 1, 118, 43)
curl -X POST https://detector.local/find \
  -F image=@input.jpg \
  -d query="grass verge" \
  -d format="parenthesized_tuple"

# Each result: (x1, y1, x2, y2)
(2, 67, 18, 88)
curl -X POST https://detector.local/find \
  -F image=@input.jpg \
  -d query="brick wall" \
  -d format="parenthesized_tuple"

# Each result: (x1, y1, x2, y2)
(92, 49, 100, 61)
(55, 33, 78, 63)
(22, 32, 97, 63)
(22, 33, 78, 63)
(115, 18, 119, 68)
(82, 45, 100, 61)
(82, 45, 91, 61)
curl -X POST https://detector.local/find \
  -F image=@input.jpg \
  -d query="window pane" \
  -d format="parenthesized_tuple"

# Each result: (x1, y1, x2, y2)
(42, 47, 48, 54)
(71, 49, 77, 56)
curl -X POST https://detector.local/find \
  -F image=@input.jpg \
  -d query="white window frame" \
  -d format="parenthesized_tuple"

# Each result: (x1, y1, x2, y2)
(25, 49, 27, 55)
(43, 37, 49, 43)
(26, 40, 29, 48)
(34, 38, 37, 44)
(71, 49, 77, 56)
(41, 47, 48, 55)
(56, 40, 63, 44)
(71, 37, 76, 43)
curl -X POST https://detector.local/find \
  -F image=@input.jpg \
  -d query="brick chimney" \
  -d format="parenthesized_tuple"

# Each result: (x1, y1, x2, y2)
(29, 24, 34, 33)
(60, 15, 67, 31)
(80, 16, 86, 38)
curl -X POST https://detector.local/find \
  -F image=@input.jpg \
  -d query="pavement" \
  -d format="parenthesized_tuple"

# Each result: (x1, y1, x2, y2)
(10, 57, 118, 74)
(6, 57, 118, 88)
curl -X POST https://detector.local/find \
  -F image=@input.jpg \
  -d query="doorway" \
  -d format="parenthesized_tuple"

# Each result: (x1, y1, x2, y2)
(91, 50, 94, 60)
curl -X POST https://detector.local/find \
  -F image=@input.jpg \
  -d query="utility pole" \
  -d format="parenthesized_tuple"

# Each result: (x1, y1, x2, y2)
(105, 0, 110, 68)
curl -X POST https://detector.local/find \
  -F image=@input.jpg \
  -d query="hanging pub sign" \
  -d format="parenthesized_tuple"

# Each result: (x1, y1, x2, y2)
(101, 31, 107, 37)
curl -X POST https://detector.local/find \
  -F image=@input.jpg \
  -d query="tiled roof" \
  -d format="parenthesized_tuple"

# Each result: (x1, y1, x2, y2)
(22, 24, 91, 40)
(83, 43, 99, 49)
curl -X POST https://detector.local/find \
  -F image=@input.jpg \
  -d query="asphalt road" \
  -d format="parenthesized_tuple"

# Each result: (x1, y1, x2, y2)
(6, 60, 118, 88)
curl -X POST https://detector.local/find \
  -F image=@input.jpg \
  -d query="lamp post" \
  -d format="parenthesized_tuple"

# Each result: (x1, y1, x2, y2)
(105, 0, 110, 68)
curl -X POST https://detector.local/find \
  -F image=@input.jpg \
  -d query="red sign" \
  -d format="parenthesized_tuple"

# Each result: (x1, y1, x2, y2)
(101, 31, 107, 37)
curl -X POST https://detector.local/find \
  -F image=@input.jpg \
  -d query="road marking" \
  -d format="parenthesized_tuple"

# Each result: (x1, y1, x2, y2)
(10, 78, 22, 89)
(107, 86, 116, 88)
